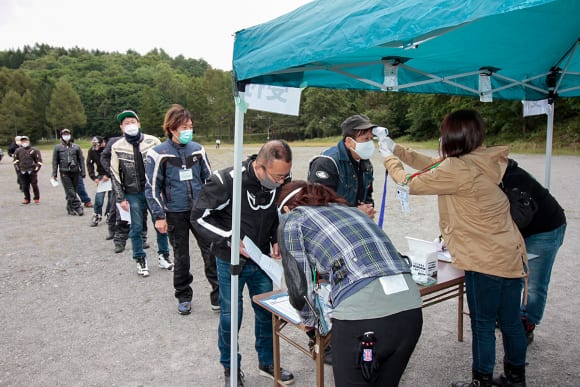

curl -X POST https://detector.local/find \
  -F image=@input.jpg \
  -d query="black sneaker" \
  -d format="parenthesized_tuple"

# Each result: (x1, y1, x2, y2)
(258, 364, 294, 385)
(90, 214, 99, 227)
(224, 368, 245, 387)
(114, 243, 125, 254)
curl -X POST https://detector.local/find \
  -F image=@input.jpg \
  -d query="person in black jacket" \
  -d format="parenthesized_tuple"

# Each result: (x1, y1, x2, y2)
(8, 135, 23, 191)
(13, 136, 42, 205)
(501, 159, 566, 346)
(192, 140, 294, 386)
(51, 128, 86, 216)
(87, 136, 111, 227)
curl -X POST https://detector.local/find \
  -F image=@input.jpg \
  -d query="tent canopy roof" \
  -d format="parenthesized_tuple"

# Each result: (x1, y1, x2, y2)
(233, 0, 580, 101)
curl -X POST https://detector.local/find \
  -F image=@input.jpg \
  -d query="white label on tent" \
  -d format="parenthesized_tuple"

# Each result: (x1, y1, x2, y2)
(244, 84, 302, 116)
(522, 99, 551, 117)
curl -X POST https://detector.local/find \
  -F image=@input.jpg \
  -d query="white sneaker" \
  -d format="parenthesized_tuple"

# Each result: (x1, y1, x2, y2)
(137, 257, 149, 277)
(158, 254, 174, 271)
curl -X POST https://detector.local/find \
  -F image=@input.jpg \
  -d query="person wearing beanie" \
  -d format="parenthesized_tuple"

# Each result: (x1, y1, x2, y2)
(52, 128, 86, 216)
(110, 110, 171, 277)
(13, 136, 43, 205)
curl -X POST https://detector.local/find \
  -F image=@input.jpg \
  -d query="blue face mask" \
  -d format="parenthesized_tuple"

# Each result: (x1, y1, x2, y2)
(178, 129, 193, 144)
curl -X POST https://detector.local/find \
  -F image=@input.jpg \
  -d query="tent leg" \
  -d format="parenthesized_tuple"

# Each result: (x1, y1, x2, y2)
(544, 103, 554, 189)
(229, 93, 246, 386)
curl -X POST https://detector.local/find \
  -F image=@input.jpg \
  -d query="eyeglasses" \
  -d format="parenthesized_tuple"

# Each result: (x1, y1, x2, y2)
(259, 164, 291, 183)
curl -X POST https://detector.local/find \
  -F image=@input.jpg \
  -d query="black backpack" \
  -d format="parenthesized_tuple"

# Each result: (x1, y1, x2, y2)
(500, 161, 538, 229)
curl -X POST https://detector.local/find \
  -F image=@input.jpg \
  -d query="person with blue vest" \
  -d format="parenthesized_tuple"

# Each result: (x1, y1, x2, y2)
(145, 104, 218, 315)
(308, 114, 380, 219)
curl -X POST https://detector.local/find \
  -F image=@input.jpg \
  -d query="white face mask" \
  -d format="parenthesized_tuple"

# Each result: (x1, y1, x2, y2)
(62, 135, 71, 142)
(353, 139, 375, 160)
(124, 123, 139, 136)
(21, 142, 30, 148)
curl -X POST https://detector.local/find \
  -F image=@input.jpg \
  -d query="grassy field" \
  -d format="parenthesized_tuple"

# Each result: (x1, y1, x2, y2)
(22, 135, 579, 156)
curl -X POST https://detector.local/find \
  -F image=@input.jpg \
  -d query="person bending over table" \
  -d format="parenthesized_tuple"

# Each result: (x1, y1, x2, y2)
(277, 180, 423, 387)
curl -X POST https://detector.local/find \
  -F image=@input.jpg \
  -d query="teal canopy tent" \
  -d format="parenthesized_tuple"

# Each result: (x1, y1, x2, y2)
(234, 0, 580, 101)
(225, 1, 579, 381)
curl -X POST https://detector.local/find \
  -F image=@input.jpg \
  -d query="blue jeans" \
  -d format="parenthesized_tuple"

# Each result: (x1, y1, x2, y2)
(77, 178, 91, 203)
(216, 258, 273, 369)
(465, 271, 527, 374)
(93, 190, 112, 217)
(522, 224, 566, 325)
(125, 192, 169, 259)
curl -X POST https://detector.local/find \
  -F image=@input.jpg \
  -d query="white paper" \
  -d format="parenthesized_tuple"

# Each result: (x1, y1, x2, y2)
(522, 99, 551, 117)
(379, 274, 409, 295)
(244, 84, 302, 116)
(96, 179, 112, 193)
(50, 177, 59, 187)
(261, 293, 302, 324)
(242, 236, 284, 288)
(116, 203, 131, 224)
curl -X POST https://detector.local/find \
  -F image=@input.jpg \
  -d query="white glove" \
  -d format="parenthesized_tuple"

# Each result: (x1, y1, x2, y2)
(372, 126, 389, 139)
(379, 136, 396, 157)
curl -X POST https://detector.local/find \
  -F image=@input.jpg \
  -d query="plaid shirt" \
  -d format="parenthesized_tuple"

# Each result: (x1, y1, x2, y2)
(279, 204, 410, 326)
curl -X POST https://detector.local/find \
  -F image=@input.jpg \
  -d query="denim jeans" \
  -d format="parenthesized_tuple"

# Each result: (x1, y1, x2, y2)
(465, 271, 527, 374)
(77, 178, 91, 203)
(522, 224, 566, 325)
(93, 190, 112, 217)
(125, 192, 169, 259)
(216, 258, 273, 369)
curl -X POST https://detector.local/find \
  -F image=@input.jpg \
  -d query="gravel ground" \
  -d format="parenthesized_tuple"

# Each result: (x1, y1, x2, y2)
(0, 145, 578, 386)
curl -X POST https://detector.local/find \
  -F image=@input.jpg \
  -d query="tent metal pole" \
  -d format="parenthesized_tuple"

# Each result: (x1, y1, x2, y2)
(229, 93, 246, 386)
(545, 102, 554, 189)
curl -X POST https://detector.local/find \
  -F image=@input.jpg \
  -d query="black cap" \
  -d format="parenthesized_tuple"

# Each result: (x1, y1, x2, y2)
(341, 114, 376, 135)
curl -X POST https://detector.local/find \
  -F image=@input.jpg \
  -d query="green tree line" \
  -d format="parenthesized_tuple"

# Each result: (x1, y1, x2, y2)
(1, 44, 578, 150)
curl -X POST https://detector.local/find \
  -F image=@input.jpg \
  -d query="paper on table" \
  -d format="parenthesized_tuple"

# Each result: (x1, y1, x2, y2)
(96, 179, 112, 193)
(242, 236, 283, 288)
(260, 292, 302, 324)
(117, 203, 131, 224)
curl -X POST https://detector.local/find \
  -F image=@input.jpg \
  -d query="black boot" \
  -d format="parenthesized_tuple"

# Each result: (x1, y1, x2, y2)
(492, 362, 526, 387)
(452, 370, 493, 387)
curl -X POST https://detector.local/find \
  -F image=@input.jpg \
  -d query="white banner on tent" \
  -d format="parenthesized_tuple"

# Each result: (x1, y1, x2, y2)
(244, 84, 302, 116)
(522, 99, 551, 117)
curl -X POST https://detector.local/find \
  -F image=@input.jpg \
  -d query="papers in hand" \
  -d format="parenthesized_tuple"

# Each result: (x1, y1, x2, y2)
(242, 236, 284, 288)
(116, 203, 131, 224)
(50, 177, 59, 187)
(96, 179, 112, 193)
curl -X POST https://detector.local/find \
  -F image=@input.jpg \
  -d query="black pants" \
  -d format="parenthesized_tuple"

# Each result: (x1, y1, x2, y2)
(166, 211, 218, 305)
(60, 172, 81, 213)
(331, 308, 423, 387)
(107, 189, 130, 243)
(20, 171, 39, 201)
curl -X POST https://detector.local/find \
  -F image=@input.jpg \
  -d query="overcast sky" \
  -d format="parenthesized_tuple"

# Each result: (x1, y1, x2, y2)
(0, 0, 312, 71)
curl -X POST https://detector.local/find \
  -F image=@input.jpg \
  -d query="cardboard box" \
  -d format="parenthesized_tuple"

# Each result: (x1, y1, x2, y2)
(405, 236, 438, 277)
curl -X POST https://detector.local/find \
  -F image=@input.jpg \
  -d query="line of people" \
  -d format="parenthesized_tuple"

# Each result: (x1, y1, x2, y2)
(9, 108, 565, 387)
